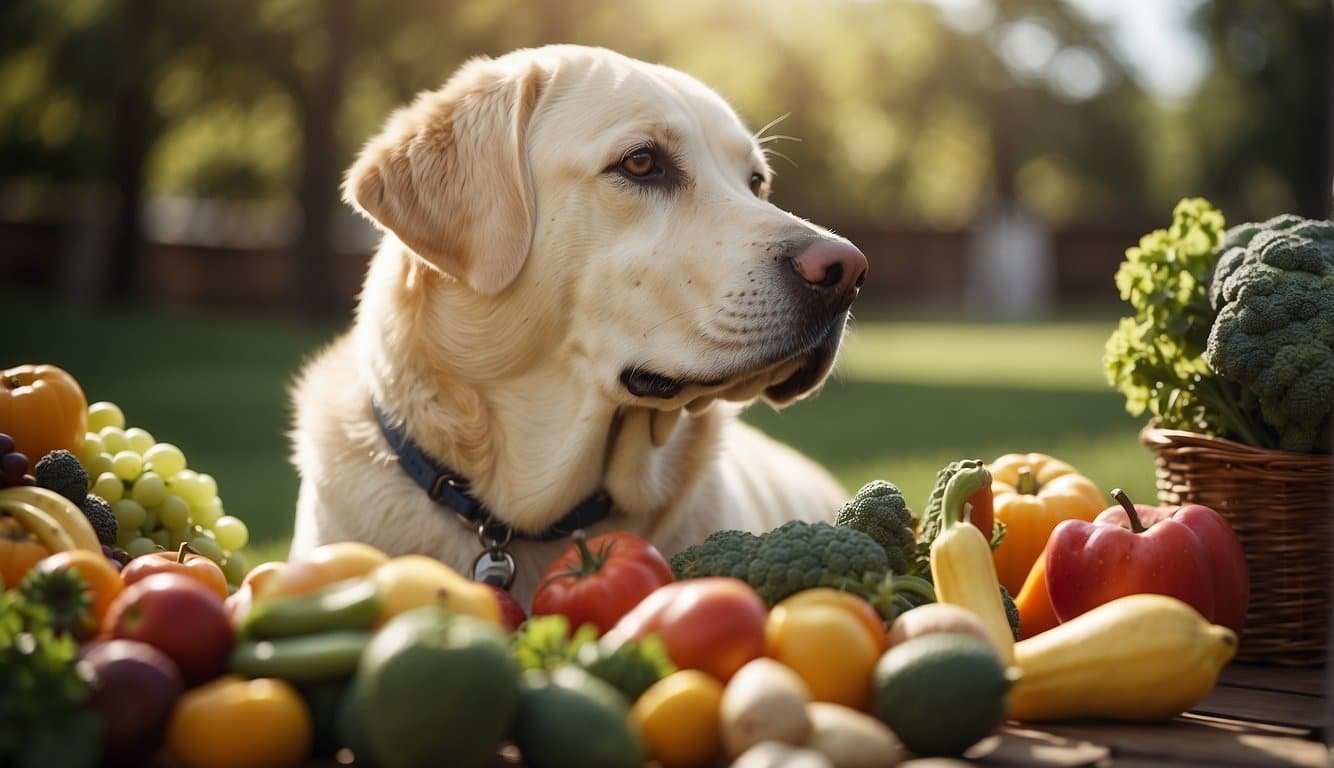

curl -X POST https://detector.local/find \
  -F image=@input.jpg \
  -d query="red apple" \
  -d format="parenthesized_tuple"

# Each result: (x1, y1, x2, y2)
(120, 545, 229, 600)
(81, 639, 185, 766)
(102, 572, 234, 685)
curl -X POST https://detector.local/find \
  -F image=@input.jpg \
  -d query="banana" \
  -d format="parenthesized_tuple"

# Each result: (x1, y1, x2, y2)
(0, 498, 78, 553)
(1007, 593, 1237, 722)
(0, 486, 100, 551)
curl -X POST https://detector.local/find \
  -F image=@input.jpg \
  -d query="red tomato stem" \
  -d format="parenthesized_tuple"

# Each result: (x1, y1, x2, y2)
(571, 529, 608, 577)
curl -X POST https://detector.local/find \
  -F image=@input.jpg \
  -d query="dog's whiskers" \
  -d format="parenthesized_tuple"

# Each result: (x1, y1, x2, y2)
(752, 112, 791, 142)
(763, 147, 798, 169)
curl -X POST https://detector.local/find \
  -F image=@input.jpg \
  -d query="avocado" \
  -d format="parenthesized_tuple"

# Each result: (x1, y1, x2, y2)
(355, 606, 520, 768)
(513, 666, 645, 768)
(873, 632, 1013, 757)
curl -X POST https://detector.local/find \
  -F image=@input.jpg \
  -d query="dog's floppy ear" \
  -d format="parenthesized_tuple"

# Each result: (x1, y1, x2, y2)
(344, 56, 548, 294)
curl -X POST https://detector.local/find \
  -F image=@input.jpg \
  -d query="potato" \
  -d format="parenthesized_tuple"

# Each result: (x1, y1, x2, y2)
(805, 702, 903, 768)
(721, 658, 813, 758)
(731, 741, 834, 768)
(885, 603, 992, 650)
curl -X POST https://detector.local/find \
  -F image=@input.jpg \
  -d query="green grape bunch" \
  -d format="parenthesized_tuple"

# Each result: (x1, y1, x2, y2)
(75, 401, 251, 584)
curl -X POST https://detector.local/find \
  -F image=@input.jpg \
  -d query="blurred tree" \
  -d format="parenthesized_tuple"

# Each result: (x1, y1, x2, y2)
(1, 0, 1329, 315)
(1182, 0, 1330, 220)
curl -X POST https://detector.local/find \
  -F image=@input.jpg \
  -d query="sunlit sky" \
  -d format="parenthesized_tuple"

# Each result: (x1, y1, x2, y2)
(931, 0, 1212, 102)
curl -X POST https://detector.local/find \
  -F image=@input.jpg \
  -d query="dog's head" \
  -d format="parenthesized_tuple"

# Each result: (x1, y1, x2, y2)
(346, 45, 866, 411)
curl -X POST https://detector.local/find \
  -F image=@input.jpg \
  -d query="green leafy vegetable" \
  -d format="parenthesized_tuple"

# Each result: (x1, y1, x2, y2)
(0, 589, 102, 768)
(511, 615, 674, 701)
(1105, 197, 1333, 452)
(1102, 198, 1252, 439)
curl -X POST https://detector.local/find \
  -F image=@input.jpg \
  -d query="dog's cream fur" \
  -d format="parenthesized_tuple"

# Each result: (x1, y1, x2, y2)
(290, 45, 860, 605)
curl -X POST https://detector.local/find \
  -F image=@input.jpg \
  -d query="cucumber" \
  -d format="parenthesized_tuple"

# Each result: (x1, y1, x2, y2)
(243, 577, 381, 639)
(230, 630, 372, 682)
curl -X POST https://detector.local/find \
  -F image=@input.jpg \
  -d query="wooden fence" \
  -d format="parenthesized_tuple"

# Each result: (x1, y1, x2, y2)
(0, 218, 1149, 314)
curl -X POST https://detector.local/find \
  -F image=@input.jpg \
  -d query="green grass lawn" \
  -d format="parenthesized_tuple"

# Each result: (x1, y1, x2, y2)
(6, 293, 1157, 560)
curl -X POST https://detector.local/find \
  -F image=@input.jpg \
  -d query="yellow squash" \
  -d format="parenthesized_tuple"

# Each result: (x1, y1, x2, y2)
(1007, 594, 1236, 722)
(988, 453, 1105, 595)
(929, 464, 1015, 665)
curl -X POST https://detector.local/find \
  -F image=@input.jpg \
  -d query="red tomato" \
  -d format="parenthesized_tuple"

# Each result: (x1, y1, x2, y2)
(602, 578, 768, 682)
(122, 544, 230, 601)
(530, 531, 674, 634)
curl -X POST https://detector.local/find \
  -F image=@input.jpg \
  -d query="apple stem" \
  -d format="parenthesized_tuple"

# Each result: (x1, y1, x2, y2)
(176, 542, 198, 563)
(1112, 488, 1146, 533)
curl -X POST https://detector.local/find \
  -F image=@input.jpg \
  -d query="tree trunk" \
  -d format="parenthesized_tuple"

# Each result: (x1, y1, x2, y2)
(1325, 0, 1334, 218)
(105, 0, 157, 302)
(291, 0, 353, 320)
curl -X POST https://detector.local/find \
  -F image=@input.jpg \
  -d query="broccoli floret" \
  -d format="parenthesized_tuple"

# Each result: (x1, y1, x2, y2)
(745, 521, 890, 604)
(33, 451, 88, 505)
(836, 480, 915, 575)
(79, 494, 117, 547)
(1205, 214, 1334, 452)
(670, 529, 760, 581)
(672, 521, 940, 619)
(1000, 585, 1020, 641)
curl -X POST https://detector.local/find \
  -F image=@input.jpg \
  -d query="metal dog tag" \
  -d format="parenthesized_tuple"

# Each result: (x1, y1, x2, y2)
(472, 548, 516, 590)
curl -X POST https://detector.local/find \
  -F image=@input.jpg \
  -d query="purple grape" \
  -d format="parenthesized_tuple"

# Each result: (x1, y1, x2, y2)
(1, 452, 28, 482)
(0, 433, 13, 455)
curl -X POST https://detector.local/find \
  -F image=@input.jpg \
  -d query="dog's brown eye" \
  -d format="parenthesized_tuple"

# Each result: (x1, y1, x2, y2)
(621, 149, 657, 177)
(749, 173, 766, 196)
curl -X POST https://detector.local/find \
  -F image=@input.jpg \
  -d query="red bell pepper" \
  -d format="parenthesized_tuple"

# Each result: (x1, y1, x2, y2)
(1044, 489, 1249, 633)
(530, 530, 674, 635)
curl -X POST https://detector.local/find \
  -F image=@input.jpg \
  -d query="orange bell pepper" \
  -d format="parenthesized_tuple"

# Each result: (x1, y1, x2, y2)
(988, 453, 1105, 595)
(1013, 550, 1060, 638)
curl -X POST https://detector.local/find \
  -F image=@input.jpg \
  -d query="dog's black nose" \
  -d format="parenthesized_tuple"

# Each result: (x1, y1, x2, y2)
(790, 238, 868, 298)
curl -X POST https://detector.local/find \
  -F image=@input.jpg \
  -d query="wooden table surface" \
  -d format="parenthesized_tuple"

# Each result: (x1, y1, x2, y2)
(909, 663, 1330, 767)
(328, 663, 1327, 768)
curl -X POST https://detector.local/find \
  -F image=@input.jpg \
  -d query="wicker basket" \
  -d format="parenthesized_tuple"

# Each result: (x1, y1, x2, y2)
(1140, 424, 1332, 666)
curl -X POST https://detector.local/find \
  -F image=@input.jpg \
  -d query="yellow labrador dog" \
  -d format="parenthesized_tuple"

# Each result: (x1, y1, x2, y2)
(290, 45, 867, 605)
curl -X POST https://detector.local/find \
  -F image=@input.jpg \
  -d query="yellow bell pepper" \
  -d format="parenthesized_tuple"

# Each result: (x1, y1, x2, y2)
(988, 453, 1105, 595)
